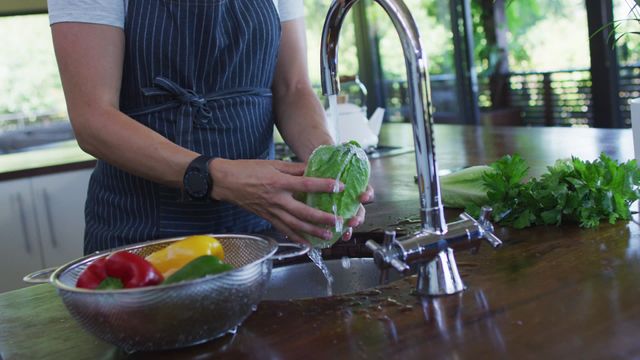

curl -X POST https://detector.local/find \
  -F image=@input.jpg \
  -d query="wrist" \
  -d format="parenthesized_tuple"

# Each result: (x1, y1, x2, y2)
(209, 158, 230, 201)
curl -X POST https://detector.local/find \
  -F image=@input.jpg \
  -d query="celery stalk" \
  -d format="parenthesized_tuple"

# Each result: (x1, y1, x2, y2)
(439, 165, 493, 209)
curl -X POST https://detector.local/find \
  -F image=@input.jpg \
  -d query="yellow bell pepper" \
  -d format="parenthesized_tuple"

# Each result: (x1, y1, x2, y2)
(146, 235, 225, 277)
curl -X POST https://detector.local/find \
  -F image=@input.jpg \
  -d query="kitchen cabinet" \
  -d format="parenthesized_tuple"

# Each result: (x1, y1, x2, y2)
(0, 169, 91, 292)
(32, 170, 91, 268)
(0, 178, 44, 293)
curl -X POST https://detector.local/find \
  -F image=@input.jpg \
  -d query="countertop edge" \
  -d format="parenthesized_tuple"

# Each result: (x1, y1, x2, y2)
(0, 159, 96, 181)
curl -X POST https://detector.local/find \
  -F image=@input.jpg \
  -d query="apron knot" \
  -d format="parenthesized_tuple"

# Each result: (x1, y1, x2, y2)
(142, 76, 213, 123)
(124, 76, 272, 150)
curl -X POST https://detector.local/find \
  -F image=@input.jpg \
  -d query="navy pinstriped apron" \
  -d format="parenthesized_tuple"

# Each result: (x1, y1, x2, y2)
(84, 0, 281, 254)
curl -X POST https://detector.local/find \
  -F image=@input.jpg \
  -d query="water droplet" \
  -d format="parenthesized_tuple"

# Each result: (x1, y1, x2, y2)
(251, 304, 258, 312)
(384, 297, 403, 307)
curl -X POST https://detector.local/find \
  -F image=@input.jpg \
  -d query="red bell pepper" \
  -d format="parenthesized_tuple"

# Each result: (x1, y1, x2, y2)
(76, 257, 108, 289)
(76, 251, 164, 289)
(105, 251, 164, 288)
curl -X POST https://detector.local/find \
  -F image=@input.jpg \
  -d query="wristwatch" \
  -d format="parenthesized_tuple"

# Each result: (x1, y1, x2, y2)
(183, 155, 214, 201)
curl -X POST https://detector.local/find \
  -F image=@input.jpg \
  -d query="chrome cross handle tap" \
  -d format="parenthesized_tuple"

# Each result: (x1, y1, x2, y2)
(366, 207, 502, 296)
(321, 0, 446, 234)
(320, 0, 503, 296)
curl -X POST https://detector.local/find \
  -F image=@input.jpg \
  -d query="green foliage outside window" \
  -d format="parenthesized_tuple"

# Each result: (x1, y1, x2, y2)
(0, 14, 66, 124)
(613, 0, 640, 65)
(0, 2, 637, 127)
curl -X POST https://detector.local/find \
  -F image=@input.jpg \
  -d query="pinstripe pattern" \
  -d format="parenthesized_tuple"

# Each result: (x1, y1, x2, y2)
(84, 0, 281, 254)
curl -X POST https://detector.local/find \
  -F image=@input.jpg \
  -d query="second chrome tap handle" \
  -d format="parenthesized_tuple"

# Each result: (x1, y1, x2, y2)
(460, 206, 503, 249)
(484, 232, 502, 248)
(478, 206, 502, 248)
(382, 229, 410, 272)
(365, 230, 411, 274)
(365, 239, 382, 253)
(389, 258, 410, 273)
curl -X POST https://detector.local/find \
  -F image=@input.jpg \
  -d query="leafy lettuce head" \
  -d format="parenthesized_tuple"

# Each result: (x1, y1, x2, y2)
(303, 141, 371, 248)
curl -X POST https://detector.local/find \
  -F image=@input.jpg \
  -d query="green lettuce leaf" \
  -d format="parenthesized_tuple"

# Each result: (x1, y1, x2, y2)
(303, 141, 371, 248)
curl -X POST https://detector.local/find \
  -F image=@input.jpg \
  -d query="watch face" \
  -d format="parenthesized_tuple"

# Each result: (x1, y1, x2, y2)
(184, 171, 209, 198)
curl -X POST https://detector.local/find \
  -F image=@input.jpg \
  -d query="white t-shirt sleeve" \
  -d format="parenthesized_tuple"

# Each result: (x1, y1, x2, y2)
(277, 0, 305, 21)
(48, 0, 304, 28)
(47, 0, 126, 28)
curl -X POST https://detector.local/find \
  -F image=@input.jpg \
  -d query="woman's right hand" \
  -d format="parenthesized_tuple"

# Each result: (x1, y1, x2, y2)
(209, 159, 343, 244)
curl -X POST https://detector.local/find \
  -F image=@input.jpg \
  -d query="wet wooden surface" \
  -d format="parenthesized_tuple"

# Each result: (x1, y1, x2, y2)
(1, 124, 639, 359)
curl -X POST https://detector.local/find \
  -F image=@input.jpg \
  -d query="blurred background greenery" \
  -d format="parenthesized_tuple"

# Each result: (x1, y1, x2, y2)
(305, 0, 639, 81)
(0, 0, 638, 132)
(0, 14, 65, 128)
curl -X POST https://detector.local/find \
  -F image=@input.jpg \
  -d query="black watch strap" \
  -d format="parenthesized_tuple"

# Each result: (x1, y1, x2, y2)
(183, 155, 214, 201)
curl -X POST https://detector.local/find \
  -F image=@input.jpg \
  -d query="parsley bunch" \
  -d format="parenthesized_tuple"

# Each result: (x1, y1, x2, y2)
(468, 153, 640, 229)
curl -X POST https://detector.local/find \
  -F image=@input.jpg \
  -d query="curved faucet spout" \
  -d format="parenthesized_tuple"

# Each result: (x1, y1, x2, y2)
(320, 0, 446, 234)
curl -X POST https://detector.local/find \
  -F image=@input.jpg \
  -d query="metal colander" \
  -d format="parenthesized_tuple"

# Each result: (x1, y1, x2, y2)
(24, 234, 304, 353)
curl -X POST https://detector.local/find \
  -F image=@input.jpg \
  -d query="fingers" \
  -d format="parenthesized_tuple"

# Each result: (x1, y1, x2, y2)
(268, 216, 311, 246)
(347, 204, 366, 228)
(225, 160, 370, 245)
(272, 207, 334, 241)
(285, 197, 341, 227)
(282, 174, 344, 194)
(359, 184, 375, 204)
(341, 205, 366, 242)
(268, 193, 338, 243)
(342, 204, 366, 241)
(341, 227, 353, 241)
(270, 160, 307, 176)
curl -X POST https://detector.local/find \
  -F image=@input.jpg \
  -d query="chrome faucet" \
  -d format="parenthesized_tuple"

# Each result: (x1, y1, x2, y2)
(320, 0, 502, 296)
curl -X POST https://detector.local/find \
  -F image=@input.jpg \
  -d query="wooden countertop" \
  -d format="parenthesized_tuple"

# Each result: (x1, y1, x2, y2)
(1, 124, 639, 359)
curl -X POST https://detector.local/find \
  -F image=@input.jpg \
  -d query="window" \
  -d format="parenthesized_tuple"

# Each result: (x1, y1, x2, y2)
(0, 14, 66, 132)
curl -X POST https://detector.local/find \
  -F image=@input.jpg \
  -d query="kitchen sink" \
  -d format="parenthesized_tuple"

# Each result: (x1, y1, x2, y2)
(262, 258, 401, 300)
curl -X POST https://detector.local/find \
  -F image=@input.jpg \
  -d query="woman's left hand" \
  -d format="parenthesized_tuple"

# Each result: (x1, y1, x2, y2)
(341, 184, 375, 241)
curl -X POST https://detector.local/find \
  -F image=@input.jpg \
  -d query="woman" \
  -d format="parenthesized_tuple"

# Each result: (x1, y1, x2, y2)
(48, 0, 373, 253)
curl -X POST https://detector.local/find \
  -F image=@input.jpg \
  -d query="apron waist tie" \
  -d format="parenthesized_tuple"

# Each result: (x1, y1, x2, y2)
(123, 76, 272, 149)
